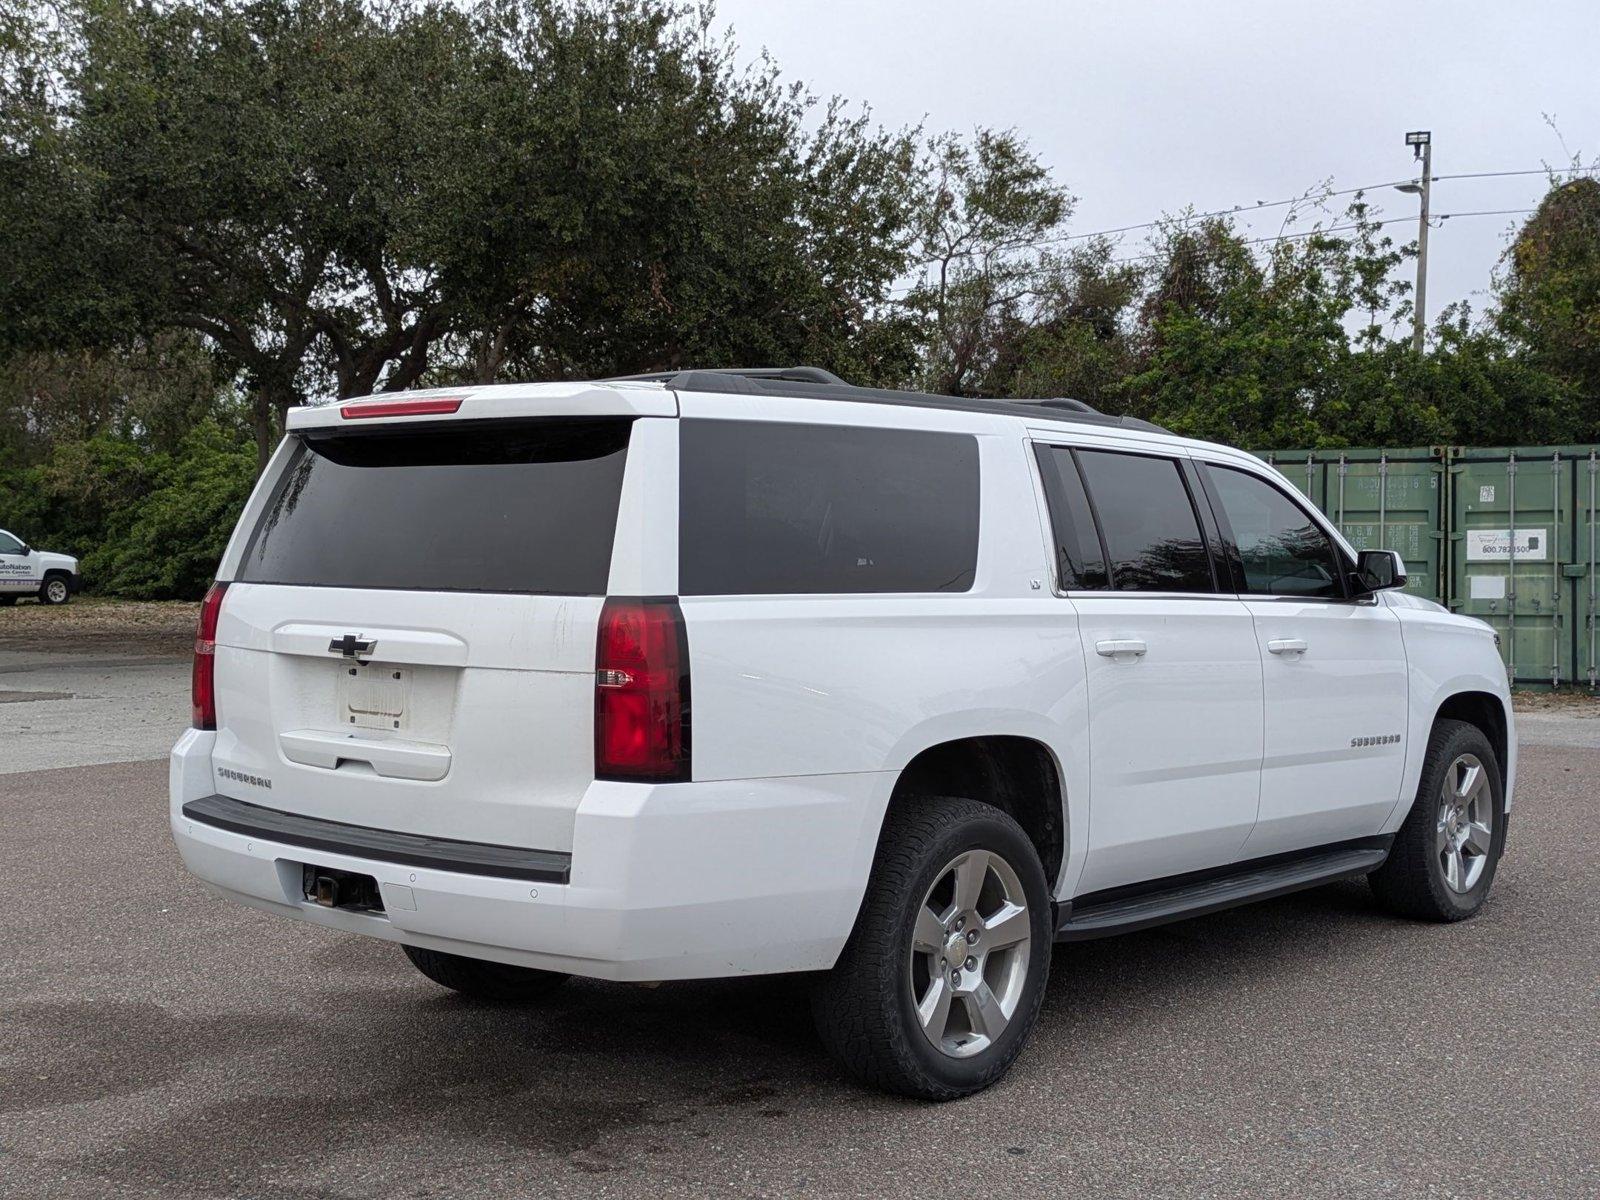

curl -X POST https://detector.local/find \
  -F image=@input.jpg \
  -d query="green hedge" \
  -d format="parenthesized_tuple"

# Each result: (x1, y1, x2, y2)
(0, 420, 255, 599)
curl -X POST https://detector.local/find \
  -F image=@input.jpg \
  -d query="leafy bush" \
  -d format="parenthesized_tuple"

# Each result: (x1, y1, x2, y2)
(0, 420, 255, 599)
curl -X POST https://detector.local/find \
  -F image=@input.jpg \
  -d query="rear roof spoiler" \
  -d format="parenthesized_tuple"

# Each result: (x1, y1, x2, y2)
(285, 383, 676, 431)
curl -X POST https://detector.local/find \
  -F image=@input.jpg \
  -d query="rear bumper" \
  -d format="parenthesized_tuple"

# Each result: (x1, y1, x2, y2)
(169, 729, 884, 981)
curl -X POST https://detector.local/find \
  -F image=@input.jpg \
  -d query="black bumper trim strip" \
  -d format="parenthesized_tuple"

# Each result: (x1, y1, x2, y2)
(181, 794, 571, 884)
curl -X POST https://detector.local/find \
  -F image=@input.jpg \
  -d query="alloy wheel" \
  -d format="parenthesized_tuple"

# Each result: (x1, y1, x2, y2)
(1437, 753, 1493, 894)
(907, 849, 1033, 1059)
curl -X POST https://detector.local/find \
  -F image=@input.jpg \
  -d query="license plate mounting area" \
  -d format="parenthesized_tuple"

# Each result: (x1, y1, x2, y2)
(338, 664, 409, 731)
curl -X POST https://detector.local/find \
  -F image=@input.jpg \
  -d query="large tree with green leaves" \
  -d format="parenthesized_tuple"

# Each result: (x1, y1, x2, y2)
(898, 128, 1074, 396)
(439, 1, 923, 386)
(54, 0, 482, 469)
(1494, 175, 1600, 432)
(3, 0, 925, 471)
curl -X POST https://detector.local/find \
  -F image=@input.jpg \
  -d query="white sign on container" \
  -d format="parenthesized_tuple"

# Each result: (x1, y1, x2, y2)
(1465, 529, 1549, 562)
(1469, 574, 1507, 600)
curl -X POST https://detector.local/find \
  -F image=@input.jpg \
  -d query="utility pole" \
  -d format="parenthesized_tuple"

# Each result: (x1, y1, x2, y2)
(1397, 131, 1432, 353)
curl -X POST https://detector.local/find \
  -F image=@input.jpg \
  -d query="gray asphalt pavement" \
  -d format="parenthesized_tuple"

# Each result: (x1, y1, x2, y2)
(0, 649, 190, 774)
(2, 736, 1597, 1198)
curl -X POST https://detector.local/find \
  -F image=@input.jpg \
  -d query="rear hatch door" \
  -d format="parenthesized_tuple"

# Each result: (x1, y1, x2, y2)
(210, 404, 652, 854)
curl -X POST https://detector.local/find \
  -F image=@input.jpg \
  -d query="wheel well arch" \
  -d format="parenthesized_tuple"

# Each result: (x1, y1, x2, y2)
(886, 735, 1065, 888)
(1434, 691, 1507, 773)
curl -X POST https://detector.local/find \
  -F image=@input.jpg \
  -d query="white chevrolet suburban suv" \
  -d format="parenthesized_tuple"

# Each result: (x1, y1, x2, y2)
(171, 367, 1514, 1100)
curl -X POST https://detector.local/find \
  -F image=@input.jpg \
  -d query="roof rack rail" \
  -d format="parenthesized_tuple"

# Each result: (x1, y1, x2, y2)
(1009, 397, 1097, 414)
(603, 366, 1169, 435)
(608, 366, 848, 386)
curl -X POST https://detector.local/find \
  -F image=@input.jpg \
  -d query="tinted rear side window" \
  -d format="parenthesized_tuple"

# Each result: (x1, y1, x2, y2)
(1075, 450, 1215, 593)
(238, 419, 631, 594)
(679, 420, 979, 595)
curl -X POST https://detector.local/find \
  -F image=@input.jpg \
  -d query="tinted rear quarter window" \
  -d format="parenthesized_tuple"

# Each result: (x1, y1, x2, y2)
(1075, 449, 1214, 593)
(1034, 446, 1109, 590)
(679, 420, 980, 595)
(238, 419, 631, 594)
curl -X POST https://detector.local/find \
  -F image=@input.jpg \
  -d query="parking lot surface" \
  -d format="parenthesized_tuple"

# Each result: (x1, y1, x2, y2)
(1, 640, 1597, 1198)
(0, 601, 194, 774)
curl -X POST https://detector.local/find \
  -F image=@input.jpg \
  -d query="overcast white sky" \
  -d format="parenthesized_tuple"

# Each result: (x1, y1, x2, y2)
(716, 0, 1600, 325)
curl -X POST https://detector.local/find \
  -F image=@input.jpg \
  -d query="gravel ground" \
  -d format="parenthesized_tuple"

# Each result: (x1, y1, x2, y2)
(0, 598, 197, 656)
(0, 748, 1595, 1200)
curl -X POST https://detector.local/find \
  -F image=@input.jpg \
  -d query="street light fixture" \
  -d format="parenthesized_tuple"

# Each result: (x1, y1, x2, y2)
(1395, 131, 1432, 352)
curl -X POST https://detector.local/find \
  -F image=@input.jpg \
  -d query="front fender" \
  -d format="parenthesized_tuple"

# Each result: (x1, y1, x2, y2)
(1389, 614, 1514, 830)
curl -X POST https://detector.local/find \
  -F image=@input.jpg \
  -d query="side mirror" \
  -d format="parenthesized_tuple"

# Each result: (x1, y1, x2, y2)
(1355, 548, 1407, 592)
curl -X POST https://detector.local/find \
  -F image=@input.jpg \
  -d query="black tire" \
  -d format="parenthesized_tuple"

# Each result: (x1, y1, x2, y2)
(1369, 718, 1505, 921)
(0, 595, 16, 606)
(402, 944, 570, 1002)
(811, 795, 1052, 1100)
(39, 573, 71, 605)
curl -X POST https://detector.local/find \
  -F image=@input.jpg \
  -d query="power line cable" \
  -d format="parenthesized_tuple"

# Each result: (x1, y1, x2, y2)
(886, 207, 1539, 300)
(909, 163, 1599, 271)
(1102, 208, 1537, 267)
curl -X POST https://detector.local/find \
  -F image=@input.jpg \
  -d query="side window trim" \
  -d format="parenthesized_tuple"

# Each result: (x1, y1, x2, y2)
(1190, 459, 1248, 594)
(1196, 459, 1354, 601)
(1031, 443, 1109, 592)
(1072, 446, 1222, 596)
(1179, 457, 1236, 595)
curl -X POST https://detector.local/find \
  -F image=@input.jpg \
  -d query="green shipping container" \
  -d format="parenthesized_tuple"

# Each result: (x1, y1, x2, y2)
(1576, 450, 1600, 688)
(1256, 449, 1322, 505)
(1447, 446, 1594, 688)
(1256, 443, 1600, 686)
(1258, 448, 1447, 603)
(1323, 449, 1447, 604)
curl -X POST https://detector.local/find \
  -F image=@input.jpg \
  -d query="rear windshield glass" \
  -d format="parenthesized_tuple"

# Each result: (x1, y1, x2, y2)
(679, 419, 980, 595)
(238, 419, 631, 594)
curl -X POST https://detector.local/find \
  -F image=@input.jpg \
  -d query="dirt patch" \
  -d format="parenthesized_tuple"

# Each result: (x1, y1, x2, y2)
(0, 597, 197, 655)
(1512, 688, 1600, 713)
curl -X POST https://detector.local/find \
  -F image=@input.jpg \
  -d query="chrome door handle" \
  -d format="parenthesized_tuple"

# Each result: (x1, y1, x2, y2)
(1267, 638, 1308, 656)
(1095, 639, 1147, 659)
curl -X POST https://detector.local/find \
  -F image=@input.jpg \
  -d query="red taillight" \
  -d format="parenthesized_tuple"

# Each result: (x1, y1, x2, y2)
(339, 396, 464, 420)
(192, 581, 228, 730)
(594, 597, 690, 782)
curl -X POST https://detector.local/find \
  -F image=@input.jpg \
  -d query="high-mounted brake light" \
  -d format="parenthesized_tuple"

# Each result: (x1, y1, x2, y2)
(339, 397, 464, 420)
(594, 597, 690, 782)
(192, 581, 229, 730)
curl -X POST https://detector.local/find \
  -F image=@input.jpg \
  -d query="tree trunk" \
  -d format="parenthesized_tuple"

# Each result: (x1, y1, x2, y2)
(251, 389, 276, 477)
(250, 383, 300, 477)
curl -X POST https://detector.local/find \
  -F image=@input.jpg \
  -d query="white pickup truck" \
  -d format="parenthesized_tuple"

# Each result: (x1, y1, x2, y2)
(0, 529, 80, 605)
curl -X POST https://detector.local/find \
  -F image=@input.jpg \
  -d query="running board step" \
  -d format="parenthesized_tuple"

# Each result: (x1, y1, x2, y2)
(1055, 843, 1391, 942)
